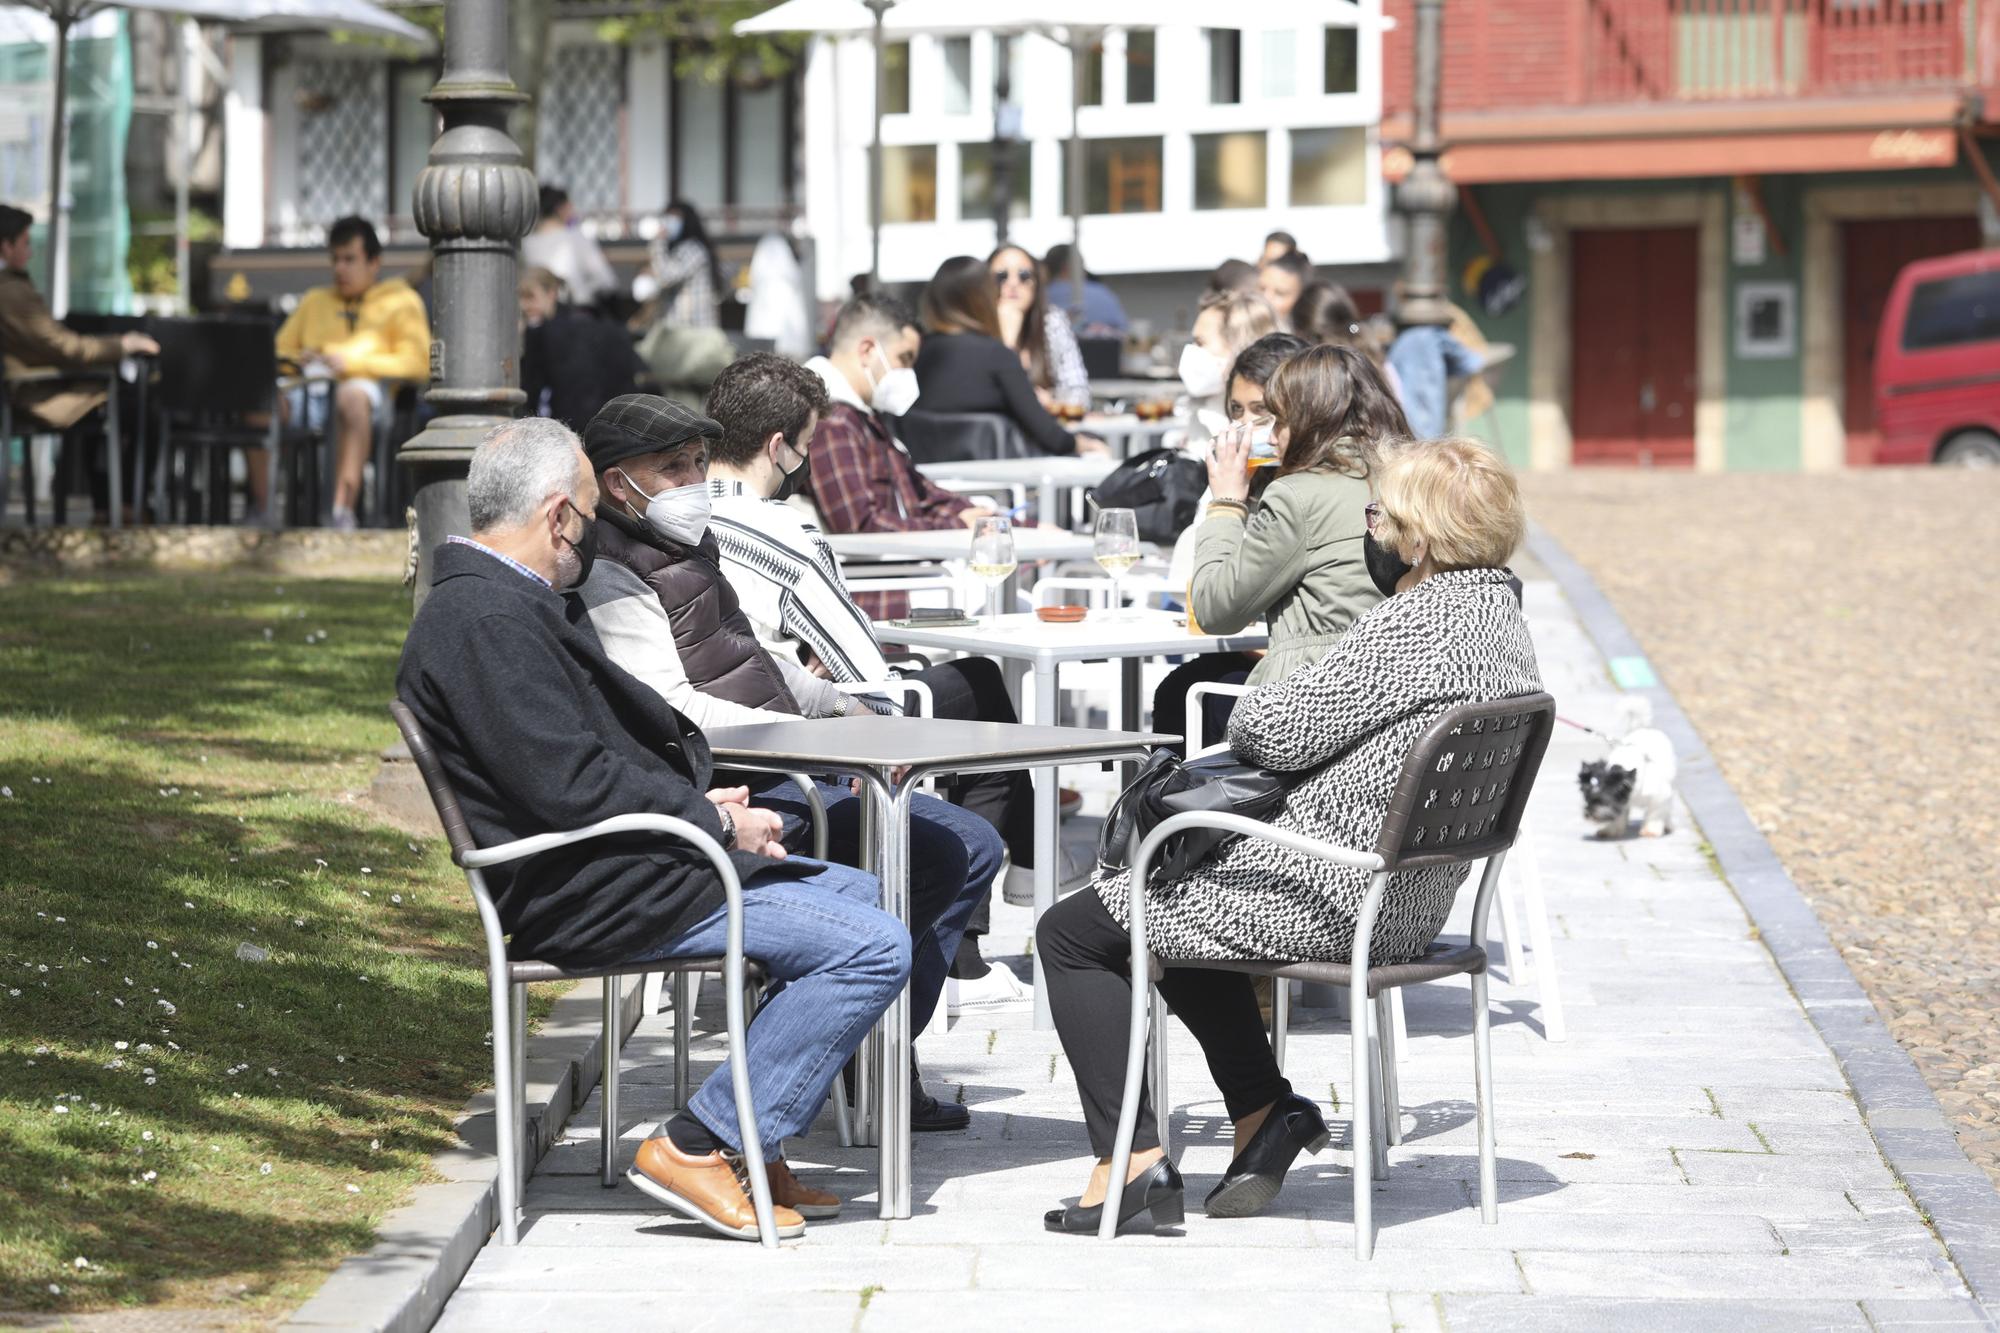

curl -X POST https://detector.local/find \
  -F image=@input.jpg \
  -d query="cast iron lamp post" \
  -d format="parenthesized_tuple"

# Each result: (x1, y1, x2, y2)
(1395, 0, 1454, 331)
(400, 0, 538, 606)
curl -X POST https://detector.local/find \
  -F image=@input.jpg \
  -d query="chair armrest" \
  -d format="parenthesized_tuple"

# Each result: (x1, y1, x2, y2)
(1187, 681, 1255, 755)
(459, 811, 732, 870)
(4, 367, 68, 386)
(881, 651, 933, 672)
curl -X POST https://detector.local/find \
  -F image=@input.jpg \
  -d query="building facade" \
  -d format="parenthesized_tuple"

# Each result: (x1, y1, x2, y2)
(1384, 0, 2000, 471)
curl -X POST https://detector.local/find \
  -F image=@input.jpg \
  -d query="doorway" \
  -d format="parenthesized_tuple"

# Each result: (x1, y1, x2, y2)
(1569, 226, 1700, 466)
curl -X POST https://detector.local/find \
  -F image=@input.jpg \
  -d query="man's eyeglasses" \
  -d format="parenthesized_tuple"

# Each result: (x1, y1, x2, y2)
(991, 267, 1036, 286)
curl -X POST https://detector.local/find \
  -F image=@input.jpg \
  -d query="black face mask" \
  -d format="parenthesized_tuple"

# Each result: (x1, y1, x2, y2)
(559, 501, 598, 588)
(1363, 532, 1412, 598)
(773, 440, 811, 502)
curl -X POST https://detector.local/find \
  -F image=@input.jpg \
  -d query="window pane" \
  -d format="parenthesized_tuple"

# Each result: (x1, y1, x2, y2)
(1260, 30, 1294, 98)
(881, 144, 937, 223)
(883, 41, 910, 115)
(733, 79, 786, 208)
(1902, 271, 2000, 350)
(1080, 37, 1104, 106)
(960, 141, 1031, 220)
(676, 76, 725, 208)
(1193, 132, 1266, 210)
(1290, 126, 1366, 206)
(390, 67, 433, 223)
(1324, 27, 1359, 94)
(1207, 29, 1241, 104)
(1125, 30, 1155, 104)
(942, 36, 972, 115)
(1063, 136, 1164, 214)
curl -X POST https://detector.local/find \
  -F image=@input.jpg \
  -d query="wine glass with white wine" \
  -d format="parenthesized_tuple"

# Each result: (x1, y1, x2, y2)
(969, 514, 1017, 625)
(1093, 507, 1141, 622)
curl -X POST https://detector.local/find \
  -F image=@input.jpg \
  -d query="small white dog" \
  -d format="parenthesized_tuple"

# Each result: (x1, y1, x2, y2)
(1578, 698, 1677, 838)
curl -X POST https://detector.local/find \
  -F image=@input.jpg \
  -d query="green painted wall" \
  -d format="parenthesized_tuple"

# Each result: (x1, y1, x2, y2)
(1722, 173, 1803, 470)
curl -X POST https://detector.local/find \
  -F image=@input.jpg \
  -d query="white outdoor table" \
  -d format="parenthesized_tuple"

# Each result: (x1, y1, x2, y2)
(877, 609, 1269, 1027)
(703, 716, 1169, 1221)
(823, 527, 1098, 564)
(917, 455, 1119, 529)
(1087, 412, 1179, 459)
(1091, 376, 1181, 405)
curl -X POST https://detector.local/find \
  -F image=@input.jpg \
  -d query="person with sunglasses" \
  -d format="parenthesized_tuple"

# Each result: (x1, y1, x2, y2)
(987, 245, 1089, 413)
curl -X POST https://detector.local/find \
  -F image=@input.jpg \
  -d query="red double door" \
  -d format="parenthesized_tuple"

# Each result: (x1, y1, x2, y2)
(1569, 227, 1699, 467)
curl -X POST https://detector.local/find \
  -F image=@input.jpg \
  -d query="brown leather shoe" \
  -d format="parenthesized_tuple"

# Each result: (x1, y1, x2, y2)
(626, 1137, 806, 1241)
(766, 1158, 842, 1219)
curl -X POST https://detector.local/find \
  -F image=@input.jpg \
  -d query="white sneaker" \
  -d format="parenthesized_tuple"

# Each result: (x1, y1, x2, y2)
(330, 505, 358, 533)
(947, 966, 1033, 1014)
(1002, 850, 1094, 906)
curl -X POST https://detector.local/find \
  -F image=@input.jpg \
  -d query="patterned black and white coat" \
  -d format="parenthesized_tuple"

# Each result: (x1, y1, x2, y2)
(1095, 567, 1544, 965)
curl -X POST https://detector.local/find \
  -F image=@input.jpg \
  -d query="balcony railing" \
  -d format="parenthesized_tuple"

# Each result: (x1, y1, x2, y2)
(1386, 0, 1976, 114)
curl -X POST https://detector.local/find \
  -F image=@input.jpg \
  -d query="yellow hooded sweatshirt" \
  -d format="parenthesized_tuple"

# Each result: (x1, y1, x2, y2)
(275, 278, 432, 383)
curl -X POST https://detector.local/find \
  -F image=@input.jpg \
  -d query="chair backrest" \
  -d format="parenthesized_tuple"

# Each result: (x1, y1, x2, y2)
(65, 312, 150, 337)
(1077, 335, 1123, 380)
(1374, 692, 1555, 873)
(388, 700, 481, 864)
(152, 315, 280, 417)
(892, 410, 1034, 463)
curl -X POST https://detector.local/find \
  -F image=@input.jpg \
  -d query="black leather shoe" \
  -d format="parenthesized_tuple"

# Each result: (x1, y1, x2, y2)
(1204, 1092, 1330, 1218)
(1044, 1157, 1185, 1234)
(911, 1075, 970, 1132)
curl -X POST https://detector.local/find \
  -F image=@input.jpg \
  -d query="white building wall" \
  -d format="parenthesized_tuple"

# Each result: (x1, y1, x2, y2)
(800, 10, 1391, 302)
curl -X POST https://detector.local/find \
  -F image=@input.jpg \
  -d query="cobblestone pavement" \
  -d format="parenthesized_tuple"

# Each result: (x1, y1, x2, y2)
(432, 570, 1985, 1330)
(1526, 470, 2000, 1194)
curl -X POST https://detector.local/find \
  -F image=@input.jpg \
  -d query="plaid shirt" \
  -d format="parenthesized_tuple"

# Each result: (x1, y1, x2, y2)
(445, 535, 551, 589)
(646, 237, 720, 330)
(805, 397, 975, 622)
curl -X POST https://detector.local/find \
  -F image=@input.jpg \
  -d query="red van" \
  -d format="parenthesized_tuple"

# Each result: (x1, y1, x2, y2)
(1873, 248, 2000, 466)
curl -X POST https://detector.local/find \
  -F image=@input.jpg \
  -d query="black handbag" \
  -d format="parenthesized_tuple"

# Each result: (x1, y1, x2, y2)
(1097, 748, 1294, 888)
(1088, 448, 1207, 543)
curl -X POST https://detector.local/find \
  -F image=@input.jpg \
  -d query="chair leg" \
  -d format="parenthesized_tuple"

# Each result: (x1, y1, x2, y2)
(1375, 990, 1403, 1148)
(1472, 969, 1498, 1224)
(489, 972, 521, 1246)
(511, 982, 528, 1198)
(829, 1063, 854, 1148)
(1368, 1007, 1391, 1182)
(671, 972, 692, 1109)
(1515, 831, 1567, 1043)
(1150, 990, 1172, 1158)
(105, 385, 121, 530)
(1100, 968, 1159, 1241)
(1268, 976, 1289, 1071)
(1351, 973, 1374, 1260)
(600, 978, 622, 1187)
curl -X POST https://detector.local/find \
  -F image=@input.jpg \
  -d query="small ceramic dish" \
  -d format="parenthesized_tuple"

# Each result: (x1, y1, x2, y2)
(1035, 604, 1088, 624)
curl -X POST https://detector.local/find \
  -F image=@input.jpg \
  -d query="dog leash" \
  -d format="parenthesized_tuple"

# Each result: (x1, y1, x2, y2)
(1557, 715, 1611, 740)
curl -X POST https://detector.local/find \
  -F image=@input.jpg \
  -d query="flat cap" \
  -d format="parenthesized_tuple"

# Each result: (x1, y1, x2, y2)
(582, 394, 721, 473)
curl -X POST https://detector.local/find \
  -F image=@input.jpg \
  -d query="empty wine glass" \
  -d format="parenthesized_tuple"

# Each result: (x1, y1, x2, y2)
(969, 514, 1017, 625)
(1093, 507, 1140, 621)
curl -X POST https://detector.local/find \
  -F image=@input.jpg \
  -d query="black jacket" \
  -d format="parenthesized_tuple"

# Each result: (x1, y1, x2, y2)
(394, 541, 803, 967)
(912, 330, 1076, 455)
(522, 307, 648, 432)
(594, 508, 799, 713)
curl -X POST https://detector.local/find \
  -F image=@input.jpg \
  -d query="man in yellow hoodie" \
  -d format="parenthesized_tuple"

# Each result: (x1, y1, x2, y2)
(275, 216, 431, 529)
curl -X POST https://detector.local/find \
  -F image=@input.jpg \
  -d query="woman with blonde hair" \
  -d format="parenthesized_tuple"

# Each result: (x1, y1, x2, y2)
(1036, 435, 1542, 1235)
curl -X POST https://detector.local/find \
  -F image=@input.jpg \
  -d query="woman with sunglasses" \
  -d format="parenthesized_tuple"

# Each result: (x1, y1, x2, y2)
(987, 245, 1090, 413)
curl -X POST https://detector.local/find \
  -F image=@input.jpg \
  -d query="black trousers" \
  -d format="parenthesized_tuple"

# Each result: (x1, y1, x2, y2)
(1036, 888, 1290, 1157)
(911, 655, 1034, 939)
(1150, 652, 1257, 758)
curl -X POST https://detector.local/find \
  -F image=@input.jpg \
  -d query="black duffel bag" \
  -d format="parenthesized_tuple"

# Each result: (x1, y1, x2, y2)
(1097, 747, 1293, 888)
(1088, 448, 1206, 543)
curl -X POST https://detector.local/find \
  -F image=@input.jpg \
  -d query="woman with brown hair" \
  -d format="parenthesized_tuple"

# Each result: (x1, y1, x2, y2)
(912, 256, 1106, 456)
(988, 244, 1089, 410)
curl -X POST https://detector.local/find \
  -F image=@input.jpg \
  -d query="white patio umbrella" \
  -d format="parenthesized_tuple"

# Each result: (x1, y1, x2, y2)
(9, 0, 431, 315)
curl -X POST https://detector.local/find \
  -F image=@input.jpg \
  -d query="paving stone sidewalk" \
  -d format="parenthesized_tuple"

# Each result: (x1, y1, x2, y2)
(433, 575, 1993, 1332)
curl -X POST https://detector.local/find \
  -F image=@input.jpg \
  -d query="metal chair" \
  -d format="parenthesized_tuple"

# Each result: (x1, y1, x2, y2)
(1, 364, 124, 528)
(151, 316, 287, 526)
(1102, 692, 1557, 1255)
(892, 410, 1035, 463)
(388, 701, 782, 1248)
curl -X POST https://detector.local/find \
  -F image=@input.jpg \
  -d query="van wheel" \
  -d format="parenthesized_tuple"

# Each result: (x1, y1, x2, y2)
(1937, 431, 2000, 467)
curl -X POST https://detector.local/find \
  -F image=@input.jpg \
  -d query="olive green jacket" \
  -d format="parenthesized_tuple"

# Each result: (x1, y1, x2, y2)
(1189, 467, 1382, 686)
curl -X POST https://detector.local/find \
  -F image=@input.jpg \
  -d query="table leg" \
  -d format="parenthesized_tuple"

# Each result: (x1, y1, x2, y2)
(854, 792, 879, 1147)
(1031, 654, 1060, 1031)
(1038, 475, 1056, 529)
(866, 773, 913, 1220)
(1119, 656, 1142, 789)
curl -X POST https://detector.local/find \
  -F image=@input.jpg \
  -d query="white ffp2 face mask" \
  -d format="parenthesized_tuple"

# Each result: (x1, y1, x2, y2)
(868, 346, 921, 417)
(1178, 342, 1225, 399)
(618, 469, 712, 546)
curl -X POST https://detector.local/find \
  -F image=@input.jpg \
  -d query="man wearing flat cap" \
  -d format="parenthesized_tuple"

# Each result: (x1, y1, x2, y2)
(575, 392, 998, 1135)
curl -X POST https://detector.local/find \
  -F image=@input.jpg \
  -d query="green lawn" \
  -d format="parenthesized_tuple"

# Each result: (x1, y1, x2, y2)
(0, 571, 537, 1316)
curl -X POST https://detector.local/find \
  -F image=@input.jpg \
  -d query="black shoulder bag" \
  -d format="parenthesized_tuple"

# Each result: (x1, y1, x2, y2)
(1097, 748, 1296, 888)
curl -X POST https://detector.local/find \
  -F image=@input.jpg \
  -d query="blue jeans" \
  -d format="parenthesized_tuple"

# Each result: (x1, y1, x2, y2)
(630, 858, 909, 1159)
(755, 778, 1001, 1036)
